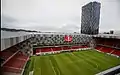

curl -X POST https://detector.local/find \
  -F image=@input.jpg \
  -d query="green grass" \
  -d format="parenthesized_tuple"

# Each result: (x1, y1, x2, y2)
(23, 50, 120, 75)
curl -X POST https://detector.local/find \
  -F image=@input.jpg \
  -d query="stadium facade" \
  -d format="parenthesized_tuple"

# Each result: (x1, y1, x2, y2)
(81, 1, 101, 35)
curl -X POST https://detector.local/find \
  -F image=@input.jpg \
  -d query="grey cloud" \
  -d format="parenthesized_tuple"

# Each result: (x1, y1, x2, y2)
(1, 0, 120, 32)
(1, 14, 18, 28)
(58, 23, 80, 32)
(99, 0, 120, 32)
(2, 14, 17, 23)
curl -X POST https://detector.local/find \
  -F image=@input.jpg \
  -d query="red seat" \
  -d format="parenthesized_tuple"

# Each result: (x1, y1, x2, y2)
(1, 47, 18, 60)
(41, 48, 52, 52)
(100, 47, 113, 53)
(111, 50, 120, 56)
(3, 51, 28, 73)
(52, 47, 62, 51)
(95, 46, 102, 50)
(62, 46, 71, 50)
(14, 51, 28, 60)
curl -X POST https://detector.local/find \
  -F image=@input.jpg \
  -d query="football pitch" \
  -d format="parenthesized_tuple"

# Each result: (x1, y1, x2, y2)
(23, 50, 120, 75)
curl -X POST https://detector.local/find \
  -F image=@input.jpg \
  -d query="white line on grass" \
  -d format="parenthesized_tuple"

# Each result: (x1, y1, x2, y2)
(71, 52, 99, 71)
(33, 58, 36, 71)
(39, 58, 41, 75)
(56, 65, 60, 75)
(29, 71, 33, 75)
(40, 67, 41, 75)
(49, 59, 57, 75)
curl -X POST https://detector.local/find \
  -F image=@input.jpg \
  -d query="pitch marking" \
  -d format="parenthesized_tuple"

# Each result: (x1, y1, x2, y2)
(49, 58, 57, 75)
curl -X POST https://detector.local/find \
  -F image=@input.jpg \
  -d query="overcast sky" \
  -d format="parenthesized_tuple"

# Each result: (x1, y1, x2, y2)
(1, 0, 120, 32)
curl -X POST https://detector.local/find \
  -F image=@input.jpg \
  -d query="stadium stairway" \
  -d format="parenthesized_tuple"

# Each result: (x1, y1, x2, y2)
(2, 51, 29, 74)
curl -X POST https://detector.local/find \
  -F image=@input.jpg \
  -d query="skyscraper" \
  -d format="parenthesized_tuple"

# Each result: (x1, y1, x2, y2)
(81, 1, 101, 35)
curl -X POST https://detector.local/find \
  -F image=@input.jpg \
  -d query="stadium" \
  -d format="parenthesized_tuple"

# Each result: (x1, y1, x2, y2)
(1, 1, 120, 75)
(1, 33, 120, 75)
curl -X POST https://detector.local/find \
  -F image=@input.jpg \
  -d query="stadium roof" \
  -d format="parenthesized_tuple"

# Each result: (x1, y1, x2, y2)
(93, 34, 120, 39)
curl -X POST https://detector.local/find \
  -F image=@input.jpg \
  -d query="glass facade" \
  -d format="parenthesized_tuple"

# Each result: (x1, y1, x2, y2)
(81, 1, 101, 35)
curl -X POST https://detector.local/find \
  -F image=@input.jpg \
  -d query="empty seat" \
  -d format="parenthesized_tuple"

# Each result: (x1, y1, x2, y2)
(111, 50, 120, 56)
(2, 51, 28, 73)
(52, 47, 62, 51)
(40, 48, 52, 52)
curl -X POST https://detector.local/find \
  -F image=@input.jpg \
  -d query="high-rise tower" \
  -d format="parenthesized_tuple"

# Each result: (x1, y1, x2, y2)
(81, 1, 101, 35)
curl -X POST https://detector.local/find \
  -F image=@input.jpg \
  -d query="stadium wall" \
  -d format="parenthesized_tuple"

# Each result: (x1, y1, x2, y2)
(1, 34, 33, 51)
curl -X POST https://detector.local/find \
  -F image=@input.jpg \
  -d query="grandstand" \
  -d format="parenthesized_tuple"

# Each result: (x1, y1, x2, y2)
(1, 32, 120, 75)
(94, 34, 120, 56)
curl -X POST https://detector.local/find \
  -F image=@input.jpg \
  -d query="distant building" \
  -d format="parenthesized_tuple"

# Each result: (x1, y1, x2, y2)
(103, 30, 114, 34)
(103, 32, 110, 34)
(110, 30, 114, 34)
(81, 1, 101, 35)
